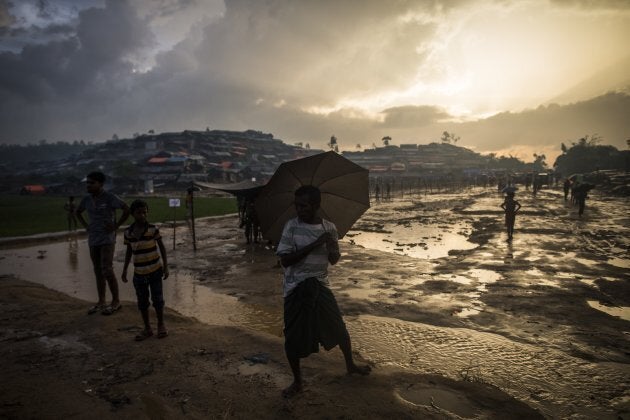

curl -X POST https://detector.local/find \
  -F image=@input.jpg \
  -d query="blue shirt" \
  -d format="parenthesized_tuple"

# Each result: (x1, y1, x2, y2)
(77, 191, 127, 246)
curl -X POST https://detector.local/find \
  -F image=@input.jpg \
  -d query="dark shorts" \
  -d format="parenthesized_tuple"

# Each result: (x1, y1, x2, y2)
(89, 244, 115, 281)
(283, 277, 349, 359)
(133, 269, 164, 311)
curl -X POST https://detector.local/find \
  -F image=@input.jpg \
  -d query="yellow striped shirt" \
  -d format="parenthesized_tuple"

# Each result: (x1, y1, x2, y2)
(124, 223, 162, 275)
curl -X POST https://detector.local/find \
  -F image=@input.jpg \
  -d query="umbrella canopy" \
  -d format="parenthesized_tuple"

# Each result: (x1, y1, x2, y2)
(501, 185, 518, 193)
(572, 182, 595, 192)
(255, 151, 370, 243)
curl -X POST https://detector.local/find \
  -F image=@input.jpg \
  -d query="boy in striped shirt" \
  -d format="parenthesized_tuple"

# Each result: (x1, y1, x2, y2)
(122, 199, 169, 340)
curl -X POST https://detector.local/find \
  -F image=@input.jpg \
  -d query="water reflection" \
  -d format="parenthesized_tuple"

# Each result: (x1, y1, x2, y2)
(68, 236, 78, 271)
(0, 238, 281, 333)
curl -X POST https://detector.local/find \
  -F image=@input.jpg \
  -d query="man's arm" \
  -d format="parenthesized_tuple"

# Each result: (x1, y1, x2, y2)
(279, 232, 330, 267)
(157, 238, 169, 279)
(327, 237, 340, 265)
(121, 244, 132, 283)
(115, 204, 130, 230)
(76, 208, 88, 230)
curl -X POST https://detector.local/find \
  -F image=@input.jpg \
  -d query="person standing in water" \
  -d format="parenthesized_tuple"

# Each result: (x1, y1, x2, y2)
(276, 185, 370, 398)
(63, 196, 77, 231)
(500, 191, 522, 241)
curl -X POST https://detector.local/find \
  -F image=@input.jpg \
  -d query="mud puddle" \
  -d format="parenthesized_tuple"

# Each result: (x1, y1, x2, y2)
(349, 314, 629, 419)
(0, 236, 282, 336)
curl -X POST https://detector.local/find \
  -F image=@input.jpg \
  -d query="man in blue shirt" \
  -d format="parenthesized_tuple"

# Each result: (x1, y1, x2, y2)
(76, 171, 129, 315)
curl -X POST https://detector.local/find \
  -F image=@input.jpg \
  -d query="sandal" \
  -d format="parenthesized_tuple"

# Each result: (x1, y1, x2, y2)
(87, 304, 105, 315)
(101, 304, 122, 315)
(157, 328, 168, 339)
(135, 329, 154, 341)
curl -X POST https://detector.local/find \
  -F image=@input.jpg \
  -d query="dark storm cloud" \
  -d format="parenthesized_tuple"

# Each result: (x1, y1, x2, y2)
(458, 91, 630, 151)
(0, 0, 152, 101)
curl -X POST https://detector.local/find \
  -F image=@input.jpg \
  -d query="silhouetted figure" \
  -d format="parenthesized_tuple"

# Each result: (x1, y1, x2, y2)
(76, 171, 130, 315)
(525, 173, 532, 191)
(64, 196, 77, 231)
(244, 199, 260, 243)
(276, 185, 370, 398)
(563, 179, 571, 201)
(500, 192, 521, 241)
(574, 189, 588, 217)
(122, 199, 169, 340)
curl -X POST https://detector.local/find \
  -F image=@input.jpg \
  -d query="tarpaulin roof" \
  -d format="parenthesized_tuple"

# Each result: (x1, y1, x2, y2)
(194, 179, 266, 198)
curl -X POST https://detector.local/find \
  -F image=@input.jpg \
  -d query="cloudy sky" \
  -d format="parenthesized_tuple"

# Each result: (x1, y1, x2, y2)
(1, 0, 629, 162)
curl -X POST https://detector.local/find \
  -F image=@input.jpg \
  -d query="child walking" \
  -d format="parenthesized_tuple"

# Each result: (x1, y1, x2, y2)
(500, 192, 522, 241)
(122, 199, 169, 340)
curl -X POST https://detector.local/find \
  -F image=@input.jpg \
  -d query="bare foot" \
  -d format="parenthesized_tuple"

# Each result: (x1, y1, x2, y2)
(347, 363, 371, 375)
(281, 381, 303, 398)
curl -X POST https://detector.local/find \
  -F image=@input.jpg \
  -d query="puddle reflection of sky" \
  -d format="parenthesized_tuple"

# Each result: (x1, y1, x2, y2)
(0, 237, 282, 335)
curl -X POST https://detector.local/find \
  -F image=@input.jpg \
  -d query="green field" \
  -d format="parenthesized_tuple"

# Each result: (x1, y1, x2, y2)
(0, 195, 237, 237)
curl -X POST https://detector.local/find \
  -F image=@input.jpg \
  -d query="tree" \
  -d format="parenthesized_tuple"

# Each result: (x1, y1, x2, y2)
(328, 135, 339, 152)
(112, 134, 119, 141)
(560, 142, 568, 154)
(554, 135, 624, 175)
(573, 134, 601, 147)
(356, 143, 361, 150)
(305, 143, 310, 150)
(382, 136, 391, 146)
(441, 131, 460, 144)
(532, 153, 547, 171)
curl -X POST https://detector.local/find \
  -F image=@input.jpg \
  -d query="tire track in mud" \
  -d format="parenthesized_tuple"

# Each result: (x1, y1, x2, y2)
(347, 315, 629, 419)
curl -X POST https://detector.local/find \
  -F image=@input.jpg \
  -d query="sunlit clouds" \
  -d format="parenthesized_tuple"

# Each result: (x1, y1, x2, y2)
(1, 0, 629, 161)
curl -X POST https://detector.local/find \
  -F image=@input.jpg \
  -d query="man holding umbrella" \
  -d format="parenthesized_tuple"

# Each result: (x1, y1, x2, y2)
(276, 185, 371, 398)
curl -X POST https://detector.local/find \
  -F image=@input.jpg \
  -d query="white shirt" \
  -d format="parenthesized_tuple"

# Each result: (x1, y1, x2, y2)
(276, 217, 338, 297)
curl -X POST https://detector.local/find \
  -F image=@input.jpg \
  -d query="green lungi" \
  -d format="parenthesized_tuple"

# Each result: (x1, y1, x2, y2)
(284, 277, 349, 359)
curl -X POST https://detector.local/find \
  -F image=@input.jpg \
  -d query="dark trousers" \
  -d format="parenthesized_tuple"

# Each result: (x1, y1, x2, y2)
(133, 269, 165, 311)
(89, 244, 116, 284)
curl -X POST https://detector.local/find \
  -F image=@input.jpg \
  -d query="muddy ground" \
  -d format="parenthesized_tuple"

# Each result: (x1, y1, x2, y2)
(0, 186, 628, 419)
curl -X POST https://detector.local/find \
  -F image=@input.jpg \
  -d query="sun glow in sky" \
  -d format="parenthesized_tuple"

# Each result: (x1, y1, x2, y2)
(1, 0, 629, 161)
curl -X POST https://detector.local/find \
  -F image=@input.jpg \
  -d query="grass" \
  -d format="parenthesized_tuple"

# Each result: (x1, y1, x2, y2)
(0, 195, 238, 237)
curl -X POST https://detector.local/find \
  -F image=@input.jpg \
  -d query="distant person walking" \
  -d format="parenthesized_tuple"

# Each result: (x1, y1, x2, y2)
(500, 191, 521, 241)
(63, 196, 77, 231)
(574, 189, 588, 217)
(76, 171, 130, 315)
(563, 178, 571, 201)
(122, 200, 169, 340)
(244, 199, 260, 244)
(276, 185, 370, 398)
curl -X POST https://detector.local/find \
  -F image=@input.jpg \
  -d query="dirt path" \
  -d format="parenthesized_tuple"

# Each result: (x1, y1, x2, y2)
(1, 186, 628, 418)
